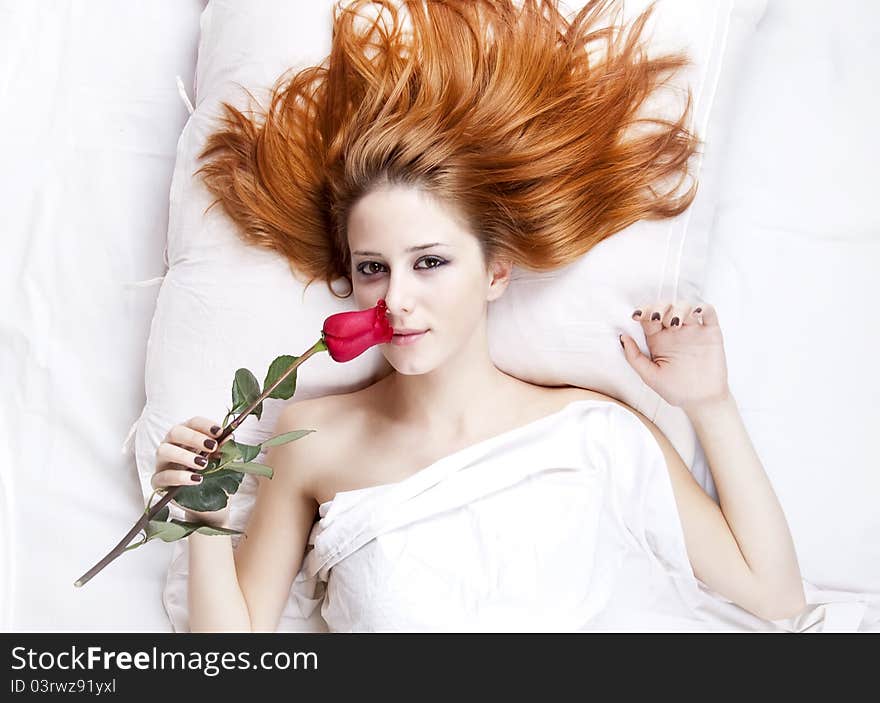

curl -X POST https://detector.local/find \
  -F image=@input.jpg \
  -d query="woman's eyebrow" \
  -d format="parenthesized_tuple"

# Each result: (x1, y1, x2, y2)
(352, 242, 449, 256)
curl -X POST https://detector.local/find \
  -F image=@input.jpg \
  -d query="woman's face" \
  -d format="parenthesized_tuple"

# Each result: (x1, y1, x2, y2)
(347, 184, 509, 375)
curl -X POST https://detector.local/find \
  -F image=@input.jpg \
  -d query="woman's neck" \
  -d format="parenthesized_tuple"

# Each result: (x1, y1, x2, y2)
(378, 348, 519, 438)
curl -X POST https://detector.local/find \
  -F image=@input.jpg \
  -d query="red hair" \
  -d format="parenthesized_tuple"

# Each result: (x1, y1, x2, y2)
(195, 0, 702, 298)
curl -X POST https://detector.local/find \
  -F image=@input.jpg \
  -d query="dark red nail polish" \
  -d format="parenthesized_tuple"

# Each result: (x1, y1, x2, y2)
(671, 317, 680, 326)
(651, 312, 661, 321)
(695, 307, 702, 313)
(195, 455, 207, 467)
(204, 439, 216, 450)
(191, 473, 202, 483)
(210, 425, 221, 436)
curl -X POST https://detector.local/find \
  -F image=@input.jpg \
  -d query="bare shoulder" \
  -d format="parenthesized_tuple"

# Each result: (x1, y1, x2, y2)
(277, 391, 350, 427)
(234, 393, 359, 632)
(272, 388, 373, 501)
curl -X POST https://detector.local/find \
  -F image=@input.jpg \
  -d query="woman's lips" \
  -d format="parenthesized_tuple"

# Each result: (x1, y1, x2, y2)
(390, 330, 428, 346)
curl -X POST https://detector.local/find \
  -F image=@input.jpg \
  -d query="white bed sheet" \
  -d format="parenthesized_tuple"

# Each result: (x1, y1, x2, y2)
(700, 0, 879, 625)
(0, 0, 206, 631)
(2, 0, 876, 632)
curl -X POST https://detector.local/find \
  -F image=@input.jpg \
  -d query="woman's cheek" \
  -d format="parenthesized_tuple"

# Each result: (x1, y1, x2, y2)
(443, 283, 479, 332)
(352, 285, 368, 308)
(451, 271, 485, 306)
(353, 277, 380, 305)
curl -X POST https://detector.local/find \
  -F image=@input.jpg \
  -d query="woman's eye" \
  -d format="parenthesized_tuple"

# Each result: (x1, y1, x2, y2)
(356, 257, 447, 277)
(415, 256, 447, 270)
(356, 261, 387, 276)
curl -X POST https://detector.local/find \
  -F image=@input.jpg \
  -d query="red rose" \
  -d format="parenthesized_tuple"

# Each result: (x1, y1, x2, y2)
(322, 299, 395, 362)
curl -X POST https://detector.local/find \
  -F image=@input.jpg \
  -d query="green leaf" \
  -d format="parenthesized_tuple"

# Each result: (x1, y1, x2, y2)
(234, 441, 262, 463)
(263, 355, 299, 400)
(232, 368, 260, 405)
(172, 468, 245, 512)
(260, 429, 315, 448)
(194, 524, 243, 537)
(124, 534, 148, 552)
(145, 519, 243, 543)
(154, 506, 169, 523)
(145, 520, 191, 542)
(226, 461, 273, 479)
(231, 368, 262, 421)
(218, 440, 241, 464)
(205, 439, 258, 470)
(212, 468, 246, 495)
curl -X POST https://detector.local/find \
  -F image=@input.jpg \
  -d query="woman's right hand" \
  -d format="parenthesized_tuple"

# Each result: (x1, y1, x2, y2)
(152, 416, 233, 528)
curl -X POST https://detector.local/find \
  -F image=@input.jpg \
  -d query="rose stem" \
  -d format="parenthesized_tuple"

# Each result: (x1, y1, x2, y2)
(73, 338, 327, 587)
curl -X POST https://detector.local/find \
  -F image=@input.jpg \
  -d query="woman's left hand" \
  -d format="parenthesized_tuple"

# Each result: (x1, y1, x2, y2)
(619, 301, 730, 414)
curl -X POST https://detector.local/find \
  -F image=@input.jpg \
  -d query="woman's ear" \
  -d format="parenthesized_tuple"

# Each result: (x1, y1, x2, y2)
(486, 256, 513, 302)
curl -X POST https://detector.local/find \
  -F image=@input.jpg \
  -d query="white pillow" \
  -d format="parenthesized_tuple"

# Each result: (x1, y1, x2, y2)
(130, 0, 768, 631)
(490, 0, 770, 499)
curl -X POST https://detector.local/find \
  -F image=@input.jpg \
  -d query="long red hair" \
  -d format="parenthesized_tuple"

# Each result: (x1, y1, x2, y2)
(195, 0, 702, 298)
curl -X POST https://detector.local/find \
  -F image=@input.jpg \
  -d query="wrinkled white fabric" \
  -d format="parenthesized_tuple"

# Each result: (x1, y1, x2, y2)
(280, 399, 866, 632)
(162, 398, 876, 632)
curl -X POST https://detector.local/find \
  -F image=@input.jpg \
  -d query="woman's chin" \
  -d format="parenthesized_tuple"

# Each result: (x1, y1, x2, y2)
(383, 353, 431, 376)
(387, 362, 426, 376)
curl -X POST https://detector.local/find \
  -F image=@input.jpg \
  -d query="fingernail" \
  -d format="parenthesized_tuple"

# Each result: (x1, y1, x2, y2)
(651, 312, 661, 321)
(191, 473, 202, 483)
(204, 439, 216, 450)
(671, 317, 680, 326)
(619, 334, 625, 350)
(210, 425, 221, 436)
(695, 307, 702, 313)
(195, 455, 207, 467)
(631, 309, 642, 319)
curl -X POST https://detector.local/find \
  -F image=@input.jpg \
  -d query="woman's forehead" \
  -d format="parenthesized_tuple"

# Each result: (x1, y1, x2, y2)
(348, 190, 476, 255)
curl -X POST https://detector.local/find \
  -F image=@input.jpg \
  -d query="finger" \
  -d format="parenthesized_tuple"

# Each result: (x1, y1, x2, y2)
(619, 333, 660, 386)
(694, 302, 719, 327)
(157, 442, 211, 472)
(168, 423, 223, 454)
(644, 302, 670, 334)
(658, 303, 683, 328)
(669, 303, 693, 329)
(151, 468, 204, 490)
(185, 417, 225, 439)
(164, 417, 223, 443)
(630, 305, 645, 322)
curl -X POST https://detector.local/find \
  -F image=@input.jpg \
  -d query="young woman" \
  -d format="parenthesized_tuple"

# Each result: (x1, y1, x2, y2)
(151, 0, 806, 631)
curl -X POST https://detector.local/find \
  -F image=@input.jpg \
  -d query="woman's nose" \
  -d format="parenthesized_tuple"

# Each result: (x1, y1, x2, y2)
(382, 270, 414, 316)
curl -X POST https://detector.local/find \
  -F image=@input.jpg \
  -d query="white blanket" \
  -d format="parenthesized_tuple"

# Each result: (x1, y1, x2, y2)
(275, 400, 867, 632)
